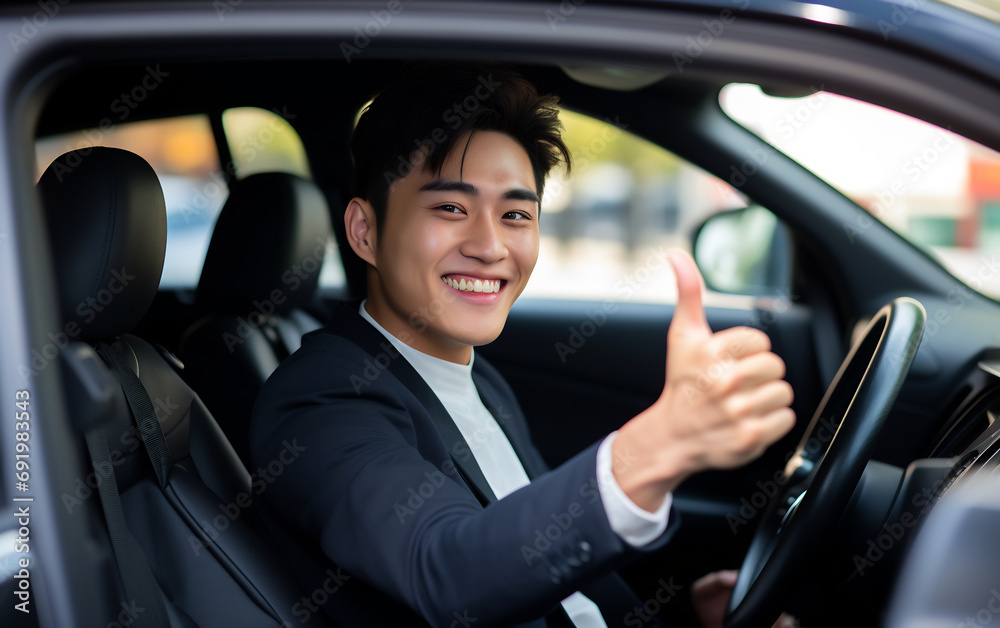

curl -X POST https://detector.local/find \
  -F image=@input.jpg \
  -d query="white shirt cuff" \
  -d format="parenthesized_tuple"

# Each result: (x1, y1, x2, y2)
(596, 431, 672, 547)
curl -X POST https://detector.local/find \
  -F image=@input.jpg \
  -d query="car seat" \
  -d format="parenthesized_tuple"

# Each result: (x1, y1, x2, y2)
(179, 172, 332, 467)
(40, 147, 333, 627)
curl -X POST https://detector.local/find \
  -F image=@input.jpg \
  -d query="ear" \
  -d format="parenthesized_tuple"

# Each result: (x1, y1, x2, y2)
(344, 197, 378, 267)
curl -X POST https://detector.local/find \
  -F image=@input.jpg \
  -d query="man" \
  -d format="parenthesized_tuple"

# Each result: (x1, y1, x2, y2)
(250, 62, 795, 627)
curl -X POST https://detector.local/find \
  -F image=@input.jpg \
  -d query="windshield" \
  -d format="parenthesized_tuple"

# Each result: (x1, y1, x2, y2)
(721, 83, 1000, 299)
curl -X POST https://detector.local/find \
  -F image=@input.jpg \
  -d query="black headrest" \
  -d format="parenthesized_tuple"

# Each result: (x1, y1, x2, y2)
(39, 147, 167, 342)
(196, 172, 332, 313)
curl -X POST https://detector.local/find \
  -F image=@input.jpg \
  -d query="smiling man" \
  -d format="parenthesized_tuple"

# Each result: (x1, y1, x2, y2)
(349, 128, 540, 364)
(250, 62, 796, 628)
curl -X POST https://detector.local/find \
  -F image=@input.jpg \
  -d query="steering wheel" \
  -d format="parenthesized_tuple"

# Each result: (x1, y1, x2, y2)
(724, 297, 926, 627)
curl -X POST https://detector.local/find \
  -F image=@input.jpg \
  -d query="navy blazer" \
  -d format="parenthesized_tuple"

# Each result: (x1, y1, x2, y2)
(250, 301, 677, 627)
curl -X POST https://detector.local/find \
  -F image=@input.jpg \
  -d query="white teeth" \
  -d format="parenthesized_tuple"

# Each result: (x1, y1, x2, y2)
(444, 277, 501, 293)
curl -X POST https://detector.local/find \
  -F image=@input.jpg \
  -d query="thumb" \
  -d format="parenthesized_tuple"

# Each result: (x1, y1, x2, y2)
(668, 249, 710, 336)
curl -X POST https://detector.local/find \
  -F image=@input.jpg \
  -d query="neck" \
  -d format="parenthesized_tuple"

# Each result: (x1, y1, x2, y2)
(362, 295, 473, 365)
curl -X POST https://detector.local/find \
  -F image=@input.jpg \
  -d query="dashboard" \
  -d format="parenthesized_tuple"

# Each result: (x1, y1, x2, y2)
(882, 361, 1000, 626)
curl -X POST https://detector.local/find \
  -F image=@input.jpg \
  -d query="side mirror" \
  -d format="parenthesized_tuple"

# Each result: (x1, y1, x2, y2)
(692, 205, 793, 296)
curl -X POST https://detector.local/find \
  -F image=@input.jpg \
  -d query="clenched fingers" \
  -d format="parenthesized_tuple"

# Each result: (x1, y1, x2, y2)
(728, 407, 797, 463)
(750, 407, 798, 453)
(721, 378, 794, 418)
(710, 326, 771, 359)
(714, 352, 787, 395)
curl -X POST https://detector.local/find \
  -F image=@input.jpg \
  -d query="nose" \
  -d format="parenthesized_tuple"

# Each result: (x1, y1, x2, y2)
(460, 210, 508, 264)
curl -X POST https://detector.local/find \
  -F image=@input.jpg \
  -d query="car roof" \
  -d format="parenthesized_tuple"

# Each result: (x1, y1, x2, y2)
(22, 14, 998, 178)
(7, 0, 1000, 78)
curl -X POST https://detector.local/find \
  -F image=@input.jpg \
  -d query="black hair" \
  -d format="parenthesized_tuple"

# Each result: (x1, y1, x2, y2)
(350, 61, 571, 233)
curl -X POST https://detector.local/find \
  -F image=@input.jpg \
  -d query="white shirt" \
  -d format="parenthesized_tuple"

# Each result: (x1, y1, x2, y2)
(359, 302, 671, 627)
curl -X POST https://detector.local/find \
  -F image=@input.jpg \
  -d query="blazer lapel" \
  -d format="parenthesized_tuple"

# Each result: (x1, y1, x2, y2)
(472, 370, 546, 480)
(325, 301, 498, 506)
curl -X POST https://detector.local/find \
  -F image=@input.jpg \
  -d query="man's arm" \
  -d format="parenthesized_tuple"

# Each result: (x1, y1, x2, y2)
(612, 250, 796, 511)
(252, 251, 793, 628)
(252, 338, 674, 628)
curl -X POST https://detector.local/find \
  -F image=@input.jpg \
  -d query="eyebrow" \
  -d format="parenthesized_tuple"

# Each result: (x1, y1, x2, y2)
(419, 178, 540, 205)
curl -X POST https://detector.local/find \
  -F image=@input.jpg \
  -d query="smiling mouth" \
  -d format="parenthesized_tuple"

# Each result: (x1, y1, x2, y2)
(442, 276, 505, 294)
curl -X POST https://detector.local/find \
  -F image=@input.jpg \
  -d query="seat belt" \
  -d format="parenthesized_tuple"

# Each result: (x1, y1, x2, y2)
(69, 340, 173, 627)
(97, 341, 172, 489)
(93, 339, 183, 625)
(83, 429, 171, 628)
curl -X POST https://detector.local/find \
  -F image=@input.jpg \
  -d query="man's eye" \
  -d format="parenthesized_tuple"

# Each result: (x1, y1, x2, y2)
(436, 204, 464, 214)
(504, 211, 532, 220)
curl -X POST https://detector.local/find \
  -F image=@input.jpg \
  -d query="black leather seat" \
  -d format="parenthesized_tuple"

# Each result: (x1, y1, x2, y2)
(179, 172, 332, 467)
(40, 147, 332, 627)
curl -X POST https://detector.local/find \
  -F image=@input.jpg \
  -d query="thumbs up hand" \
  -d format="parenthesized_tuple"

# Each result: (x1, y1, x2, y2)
(612, 250, 795, 512)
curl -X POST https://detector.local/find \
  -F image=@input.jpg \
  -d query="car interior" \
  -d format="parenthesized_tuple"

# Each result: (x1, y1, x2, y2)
(6, 2, 1000, 627)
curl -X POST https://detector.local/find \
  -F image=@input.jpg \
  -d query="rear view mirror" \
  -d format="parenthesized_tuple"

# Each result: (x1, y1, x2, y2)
(692, 205, 793, 296)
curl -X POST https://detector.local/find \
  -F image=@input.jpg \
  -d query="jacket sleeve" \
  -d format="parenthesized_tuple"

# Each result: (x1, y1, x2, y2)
(251, 336, 677, 628)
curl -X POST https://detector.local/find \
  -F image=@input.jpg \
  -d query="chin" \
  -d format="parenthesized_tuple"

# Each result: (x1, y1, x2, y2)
(447, 324, 506, 348)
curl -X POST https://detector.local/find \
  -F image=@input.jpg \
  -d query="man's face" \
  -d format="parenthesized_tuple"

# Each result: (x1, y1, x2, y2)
(364, 130, 540, 363)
